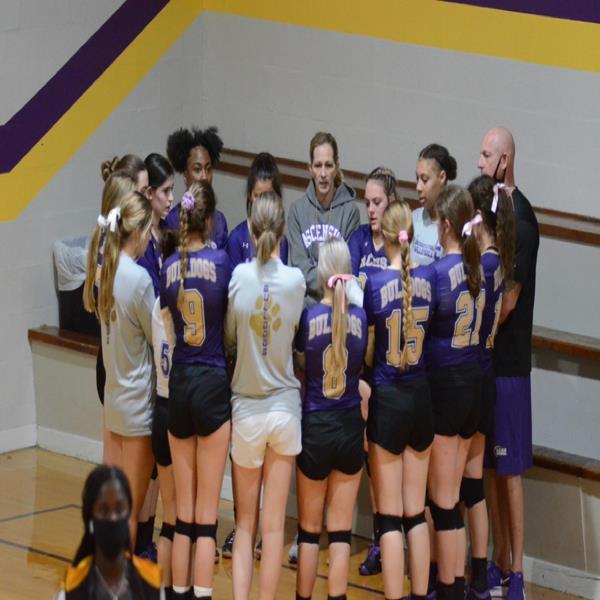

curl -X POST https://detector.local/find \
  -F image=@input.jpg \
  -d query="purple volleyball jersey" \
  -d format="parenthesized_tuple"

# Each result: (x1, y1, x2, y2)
(160, 246, 231, 368)
(137, 221, 170, 297)
(364, 265, 436, 385)
(226, 220, 289, 269)
(425, 253, 484, 369)
(165, 204, 228, 249)
(348, 224, 388, 288)
(296, 303, 367, 412)
(480, 250, 503, 376)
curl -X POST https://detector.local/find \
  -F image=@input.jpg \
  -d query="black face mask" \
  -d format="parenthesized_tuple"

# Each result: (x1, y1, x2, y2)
(93, 518, 129, 558)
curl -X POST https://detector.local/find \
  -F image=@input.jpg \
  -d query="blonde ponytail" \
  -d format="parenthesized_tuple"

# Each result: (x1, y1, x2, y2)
(331, 277, 349, 371)
(381, 200, 415, 371)
(250, 192, 285, 265)
(84, 173, 136, 316)
(317, 238, 353, 372)
(97, 192, 152, 327)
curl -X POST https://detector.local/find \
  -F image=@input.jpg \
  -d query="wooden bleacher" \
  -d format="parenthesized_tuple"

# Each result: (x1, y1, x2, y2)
(27, 326, 600, 483)
(219, 148, 600, 247)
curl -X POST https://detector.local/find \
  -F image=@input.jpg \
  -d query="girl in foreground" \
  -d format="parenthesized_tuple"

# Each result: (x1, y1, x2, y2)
(56, 465, 163, 599)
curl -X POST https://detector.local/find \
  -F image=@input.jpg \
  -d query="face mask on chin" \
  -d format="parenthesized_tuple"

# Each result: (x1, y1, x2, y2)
(492, 155, 505, 184)
(92, 517, 130, 558)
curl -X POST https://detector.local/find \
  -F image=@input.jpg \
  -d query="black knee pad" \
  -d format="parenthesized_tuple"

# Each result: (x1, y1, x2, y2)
(195, 522, 218, 541)
(364, 450, 371, 478)
(327, 595, 347, 600)
(454, 504, 464, 530)
(378, 513, 403, 537)
(298, 526, 321, 545)
(403, 510, 426, 535)
(175, 518, 195, 540)
(429, 501, 455, 532)
(160, 522, 175, 541)
(460, 477, 485, 509)
(327, 530, 351, 546)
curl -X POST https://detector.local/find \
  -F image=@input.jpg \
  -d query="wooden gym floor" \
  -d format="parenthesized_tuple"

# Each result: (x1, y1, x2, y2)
(0, 448, 580, 599)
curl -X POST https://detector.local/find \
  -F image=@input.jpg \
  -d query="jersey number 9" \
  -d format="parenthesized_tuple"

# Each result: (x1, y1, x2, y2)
(181, 289, 206, 347)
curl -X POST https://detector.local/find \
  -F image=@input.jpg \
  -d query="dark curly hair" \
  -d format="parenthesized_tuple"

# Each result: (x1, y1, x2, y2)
(419, 143, 457, 182)
(166, 126, 224, 174)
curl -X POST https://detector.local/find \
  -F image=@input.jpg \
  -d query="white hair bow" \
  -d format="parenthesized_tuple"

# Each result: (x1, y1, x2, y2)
(462, 214, 483, 237)
(491, 183, 505, 214)
(97, 207, 121, 232)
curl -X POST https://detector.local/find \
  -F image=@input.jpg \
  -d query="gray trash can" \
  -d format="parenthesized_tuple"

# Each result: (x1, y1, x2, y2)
(53, 236, 99, 336)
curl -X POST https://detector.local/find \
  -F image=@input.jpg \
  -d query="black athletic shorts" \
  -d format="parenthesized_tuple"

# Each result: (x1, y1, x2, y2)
(428, 361, 481, 439)
(297, 406, 364, 481)
(152, 396, 172, 467)
(168, 363, 231, 439)
(367, 378, 434, 454)
(478, 374, 495, 436)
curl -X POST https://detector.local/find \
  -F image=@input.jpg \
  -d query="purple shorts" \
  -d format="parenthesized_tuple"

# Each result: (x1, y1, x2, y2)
(484, 376, 532, 476)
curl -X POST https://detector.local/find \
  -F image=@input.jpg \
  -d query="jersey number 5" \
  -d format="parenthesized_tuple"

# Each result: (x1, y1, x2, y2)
(322, 345, 349, 399)
(181, 289, 206, 347)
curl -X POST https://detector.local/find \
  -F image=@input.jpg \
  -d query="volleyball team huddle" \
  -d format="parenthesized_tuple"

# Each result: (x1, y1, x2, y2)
(80, 124, 528, 600)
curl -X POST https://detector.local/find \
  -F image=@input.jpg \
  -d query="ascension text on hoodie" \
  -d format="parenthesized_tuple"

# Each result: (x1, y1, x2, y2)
(287, 179, 360, 304)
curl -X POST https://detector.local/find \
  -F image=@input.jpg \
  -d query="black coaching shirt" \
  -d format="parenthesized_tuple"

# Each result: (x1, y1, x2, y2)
(494, 188, 539, 377)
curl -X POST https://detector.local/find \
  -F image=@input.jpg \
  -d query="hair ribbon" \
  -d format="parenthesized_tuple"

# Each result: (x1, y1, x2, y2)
(327, 273, 353, 314)
(462, 213, 483, 237)
(98, 207, 121, 232)
(491, 183, 505, 214)
(181, 191, 195, 211)
(398, 230, 409, 244)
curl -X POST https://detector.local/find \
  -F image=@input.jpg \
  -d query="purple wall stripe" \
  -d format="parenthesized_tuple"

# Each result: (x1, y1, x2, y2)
(441, 1, 600, 25)
(0, 0, 168, 173)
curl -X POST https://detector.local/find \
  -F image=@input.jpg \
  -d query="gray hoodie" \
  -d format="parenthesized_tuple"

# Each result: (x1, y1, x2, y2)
(287, 180, 360, 304)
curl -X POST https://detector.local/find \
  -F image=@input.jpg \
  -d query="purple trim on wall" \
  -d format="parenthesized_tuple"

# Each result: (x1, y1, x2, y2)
(0, 0, 168, 173)
(441, 0, 600, 25)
